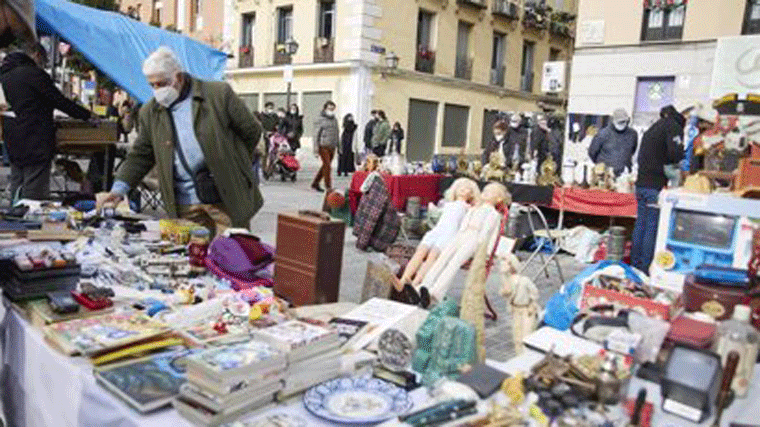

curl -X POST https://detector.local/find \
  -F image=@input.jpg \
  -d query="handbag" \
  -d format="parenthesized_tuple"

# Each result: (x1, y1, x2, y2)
(172, 121, 222, 205)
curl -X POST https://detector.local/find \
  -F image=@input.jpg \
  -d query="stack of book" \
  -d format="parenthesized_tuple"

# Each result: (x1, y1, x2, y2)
(173, 340, 287, 427)
(253, 319, 343, 400)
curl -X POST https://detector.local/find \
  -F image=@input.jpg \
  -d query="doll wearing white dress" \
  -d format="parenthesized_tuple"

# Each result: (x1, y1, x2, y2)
(417, 183, 510, 305)
(396, 178, 479, 298)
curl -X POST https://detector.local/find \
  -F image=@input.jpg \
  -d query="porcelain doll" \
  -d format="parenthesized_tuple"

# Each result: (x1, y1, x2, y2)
(396, 178, 480, 299)
(498, 253, 539, 355)
(417, 182, 511, 305)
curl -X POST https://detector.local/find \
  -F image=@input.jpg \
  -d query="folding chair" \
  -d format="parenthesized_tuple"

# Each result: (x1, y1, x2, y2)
(516, 203, 565, 284)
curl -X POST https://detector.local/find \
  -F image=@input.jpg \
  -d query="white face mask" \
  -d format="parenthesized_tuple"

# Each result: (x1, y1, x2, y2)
(266, 108, 274, 114)
(154, 82, 179, 108)
(325, 110, 335, 117)
(494, 132, 505, 141)
(613, 121, 628, 131)
(290, 109, 297, 115)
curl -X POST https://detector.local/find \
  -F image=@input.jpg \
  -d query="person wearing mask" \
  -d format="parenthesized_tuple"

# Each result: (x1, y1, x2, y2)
(337, 113, 357, 177)
(371, 110, 391, 157)
(389, 122, 404, 155)
(99, 46, 263, 236)
(482, 120, 509, 165)
(547, 116, 564, 166)
(1, 43, 93, 200)
(587, 108, 638, 176)
(312, 101, 339, 192)
(282, 103, 303, 151)
(631, 104, 685, 273)
(504, 114, 528, 169)
(529, 114, 551, 166)
(363, 110, 378, 152)
(256, 102, 278, 171)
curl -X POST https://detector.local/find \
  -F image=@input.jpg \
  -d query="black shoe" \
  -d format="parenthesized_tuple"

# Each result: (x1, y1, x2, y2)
(311, 183, 324, 192)
(403, 284, 421, 306)
(419, 287, 431, 309)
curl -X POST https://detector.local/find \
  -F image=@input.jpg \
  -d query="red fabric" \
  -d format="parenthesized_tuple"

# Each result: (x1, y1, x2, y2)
(349, 172, 443, 216)
(550, 187, 637, 218)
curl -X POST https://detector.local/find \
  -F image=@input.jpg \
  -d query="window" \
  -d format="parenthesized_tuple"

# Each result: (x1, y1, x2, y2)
(549, 48, 562, 61)
(641, 4, 685, 41)
(521, 41, 535, 92)
(241, 13, 255, 47)
(417, 10, 434, 51)
(318, 1, 335, 39)
(743, 0, 760, 34)
(491, 32, 506, 86)
(633, 76, 675, 128)
(442, 104, 470, 148)
(455, 21, 472, 79)
(192, 0, 203, 31)
(407, 99, 438, 161)
(277, 6, 293, 44)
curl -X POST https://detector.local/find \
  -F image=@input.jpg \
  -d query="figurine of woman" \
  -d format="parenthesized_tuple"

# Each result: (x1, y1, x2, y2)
(499, 253, 539, 354)
(396, 178, 480, 303)
(415, 183, 511, 306)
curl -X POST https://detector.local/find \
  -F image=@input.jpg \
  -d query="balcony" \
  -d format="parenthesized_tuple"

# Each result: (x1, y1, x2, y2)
(273, 43, 292, 65)
(455, 57, 473, 80)
(493, 0, 519, 19)
(456, 0, 487, 9)
(314, 37, 334, 63)
(520, 72, 534, 92)
(415, 49, 435, 74)
(490, 66, 505, 86)
(238, 46, 254, 68)
(523, 4, 550, 31)
(549, 11, 576, 38)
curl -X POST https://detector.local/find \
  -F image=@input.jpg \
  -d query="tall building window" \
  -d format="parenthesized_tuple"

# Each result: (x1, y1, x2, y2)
(277, 6, 293, 44)
(521, 41, 535, 92)
(491, 32, 506, 86)
(416, 10, 435, 73)
(455, 21, 472, 80)
(318, 1, 335, 39)
(743, 0, 760, 34)
(641, 3, 685, 41)
(192, 0, 203, 31)
(241, 13, 255, 48)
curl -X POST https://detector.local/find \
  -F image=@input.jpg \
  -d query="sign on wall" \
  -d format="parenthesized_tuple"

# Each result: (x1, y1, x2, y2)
(578, 20, 605, 45)
(711, 35, 760, 99)
(541, 61, 567, 93)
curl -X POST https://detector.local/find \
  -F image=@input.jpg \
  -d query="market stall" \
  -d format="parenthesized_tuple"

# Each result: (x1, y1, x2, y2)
(349, 172, 443, 216)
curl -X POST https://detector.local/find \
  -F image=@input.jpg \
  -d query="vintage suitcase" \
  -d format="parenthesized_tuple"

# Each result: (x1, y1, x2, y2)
(273, 211, 345, 306)
(683, 274, 760, 329)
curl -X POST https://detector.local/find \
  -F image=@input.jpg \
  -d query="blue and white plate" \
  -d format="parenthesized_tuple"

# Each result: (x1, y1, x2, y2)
(303, 377, 413, 424)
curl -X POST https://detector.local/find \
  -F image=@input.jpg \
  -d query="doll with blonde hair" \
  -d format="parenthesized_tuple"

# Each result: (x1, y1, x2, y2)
(395, 177, 480, 301)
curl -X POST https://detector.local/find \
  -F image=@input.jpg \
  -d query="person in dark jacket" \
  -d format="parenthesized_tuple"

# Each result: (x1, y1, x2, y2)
(547, 116, 564, 166)
(587, 108, 638, 176)
(631, 104, 685, 273)
(256, 102, 278, 171)
(482, 119, 509, 165)
(389, 122, 404, 155)
(337, 113, 357, 176)
(483, 114, 527, 169)
(1, 45, 92, 200)
(282, 103, 303, 151)
(529, 114, 551, 166)
(0, 0, 37, 48)
(363, 110, 378, 151)
(371, 110, 391, 157)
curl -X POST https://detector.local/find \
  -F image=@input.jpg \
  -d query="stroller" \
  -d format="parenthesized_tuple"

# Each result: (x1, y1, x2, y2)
(263, 133, 300, 182)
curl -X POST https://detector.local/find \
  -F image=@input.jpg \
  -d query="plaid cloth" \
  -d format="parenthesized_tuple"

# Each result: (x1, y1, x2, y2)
(353, 177, 400, 251)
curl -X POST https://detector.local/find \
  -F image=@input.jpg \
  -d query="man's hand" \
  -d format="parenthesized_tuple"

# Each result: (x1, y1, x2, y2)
(96, 192, 124, 212)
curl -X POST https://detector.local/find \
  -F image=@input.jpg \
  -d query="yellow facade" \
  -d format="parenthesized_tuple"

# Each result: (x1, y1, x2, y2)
(227, 0, 577, 157)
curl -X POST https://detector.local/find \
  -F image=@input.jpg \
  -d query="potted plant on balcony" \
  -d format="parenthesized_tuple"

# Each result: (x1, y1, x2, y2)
(523, 3, 550, 30)
(644, 0, 687, 11)
(239, 46, 251, 54)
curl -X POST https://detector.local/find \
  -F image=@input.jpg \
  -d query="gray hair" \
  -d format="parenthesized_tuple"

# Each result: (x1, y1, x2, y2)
(142, 46, 183, 78)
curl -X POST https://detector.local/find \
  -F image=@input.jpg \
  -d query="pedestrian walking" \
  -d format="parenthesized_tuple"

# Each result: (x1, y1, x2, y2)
(312, 101, 339, 192)
(283, 103, 303, 151)
(338, 113, 357, 176)
(389, 121, 404, 155)
(371, 110, 391, 157)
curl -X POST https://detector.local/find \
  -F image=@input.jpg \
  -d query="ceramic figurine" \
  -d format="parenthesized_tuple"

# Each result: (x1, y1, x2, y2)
(421, 316, 477, 387)
(481, 151, 507, 182)
(456, 152, 469, 176)
(176, 283, 196, 305)
(499, 253, 539, 355)
(459, 241, 490, 363)
(470, 160, 483, 179)
(396, 178, 480, 296)
(419, 183, 510, 304)
(412, 299, 459, 374)
(537, 158, 561, 187)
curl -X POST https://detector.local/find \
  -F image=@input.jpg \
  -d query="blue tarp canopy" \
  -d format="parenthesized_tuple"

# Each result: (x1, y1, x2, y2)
(35, 0, 227, 104)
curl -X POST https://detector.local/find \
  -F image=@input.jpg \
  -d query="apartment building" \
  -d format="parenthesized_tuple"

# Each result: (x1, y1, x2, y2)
(568, 0, 760, 132)
(226, 0, 577, 159)
(117, 0, 234, 50)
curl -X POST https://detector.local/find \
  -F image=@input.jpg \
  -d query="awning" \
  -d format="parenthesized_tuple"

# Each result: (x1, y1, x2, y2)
(35, 0, 227, 104)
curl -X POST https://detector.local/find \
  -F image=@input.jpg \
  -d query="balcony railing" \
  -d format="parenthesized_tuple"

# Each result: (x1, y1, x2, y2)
(314, 37, 335, 63)
(273, 43, 292, 65)
(490, 66, 505, 86)
(456, 0, 488, 9)
(238, 47, 254, 68)
(493, 0, 519, 19)
(455, 57, 473, 80)
(415, 49, 435, 73)
(520, 72, 534, 92)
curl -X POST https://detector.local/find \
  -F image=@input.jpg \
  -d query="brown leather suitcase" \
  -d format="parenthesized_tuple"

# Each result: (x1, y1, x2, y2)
(683, 274, 760, 328)
(273, 211, 345, 306)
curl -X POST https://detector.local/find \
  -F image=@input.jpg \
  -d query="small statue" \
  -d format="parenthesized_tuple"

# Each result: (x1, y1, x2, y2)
(456, 151, 469, 176)
(537, 158, 561, 187)
(590, 163, 607, 189)
(470, 160, 483, 179)
(459, 241, 490, 363)
(499, 254, 539, 355)
(482, 151, 507, 182)
(176, 283, 196, 305)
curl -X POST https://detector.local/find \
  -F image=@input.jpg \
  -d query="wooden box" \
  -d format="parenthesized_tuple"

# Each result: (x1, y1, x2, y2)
(273, 212, 345, 306)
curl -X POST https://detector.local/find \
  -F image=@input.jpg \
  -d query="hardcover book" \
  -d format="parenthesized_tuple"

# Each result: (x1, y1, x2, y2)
(185, 340, 286, 384)
(254, 319, 339, 362)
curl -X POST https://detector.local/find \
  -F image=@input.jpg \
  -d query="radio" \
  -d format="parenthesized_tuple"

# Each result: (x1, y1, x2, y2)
(651, 190, 760, 292)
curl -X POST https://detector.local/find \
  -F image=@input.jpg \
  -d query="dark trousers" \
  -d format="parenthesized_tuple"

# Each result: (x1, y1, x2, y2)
(313, 146, 335, 190)
(10, 161, 51, 200)
(631, 186, 660, 273)
(372, 145, 387, 158)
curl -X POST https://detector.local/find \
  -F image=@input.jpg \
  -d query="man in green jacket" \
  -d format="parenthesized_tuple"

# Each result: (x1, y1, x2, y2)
(371, 110, 391, 157)
(99, 47, 263, 234)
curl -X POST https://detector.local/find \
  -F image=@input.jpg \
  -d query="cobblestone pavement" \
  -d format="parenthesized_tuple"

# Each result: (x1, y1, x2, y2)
(0, 163, 587, 361)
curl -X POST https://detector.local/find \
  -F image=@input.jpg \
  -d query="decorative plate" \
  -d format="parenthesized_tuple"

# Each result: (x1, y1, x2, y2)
(655, 250, 676, 270)
(303, 377, 413, 424)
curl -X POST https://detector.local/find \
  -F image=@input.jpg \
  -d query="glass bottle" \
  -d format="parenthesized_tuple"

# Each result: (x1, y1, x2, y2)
(714, 305, 760, 398)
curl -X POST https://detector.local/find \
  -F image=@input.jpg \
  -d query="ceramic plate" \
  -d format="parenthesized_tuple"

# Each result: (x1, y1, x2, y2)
(303, 377, 413, 424)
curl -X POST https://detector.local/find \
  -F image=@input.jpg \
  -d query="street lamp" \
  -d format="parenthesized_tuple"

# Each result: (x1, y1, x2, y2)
(284, 37, 299, 107)
(385, 52, 399, 70)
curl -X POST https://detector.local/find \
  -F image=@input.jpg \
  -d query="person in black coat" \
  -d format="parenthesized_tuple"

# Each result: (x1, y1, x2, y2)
(389, 122, 404, 155)
(282, 103, 304, 151)
(631, 104, 685, 273)
(363, 110, 378, 151)
(529, 114, 551, 166)
(338, 113, 357, 176)
(1, 45, 92, 200)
